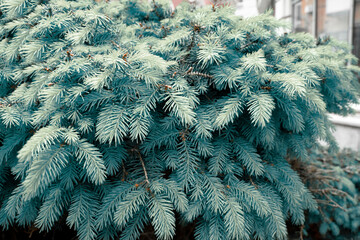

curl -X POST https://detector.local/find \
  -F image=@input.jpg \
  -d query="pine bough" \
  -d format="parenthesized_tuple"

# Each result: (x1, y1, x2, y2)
(0, 0, 359, 239)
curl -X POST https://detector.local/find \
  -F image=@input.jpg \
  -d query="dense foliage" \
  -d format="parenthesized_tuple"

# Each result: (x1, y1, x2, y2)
(296, 147, 360, 239)
(0, 0, 359, 239)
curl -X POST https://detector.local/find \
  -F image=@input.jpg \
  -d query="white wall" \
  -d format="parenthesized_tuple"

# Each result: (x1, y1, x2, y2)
(235, 0, 259, 17)
(275, 0, 292, 20)
(326, 0, 352, 14)
(329, 105, 360, 151)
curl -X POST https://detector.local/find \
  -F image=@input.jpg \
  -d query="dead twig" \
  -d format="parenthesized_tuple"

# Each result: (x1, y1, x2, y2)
(132, 148, 150, 184)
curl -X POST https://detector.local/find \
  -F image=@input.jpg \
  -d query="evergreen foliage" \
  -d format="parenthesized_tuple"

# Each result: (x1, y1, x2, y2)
(298, 147, 360, 239)
(0, 0, 359, 239)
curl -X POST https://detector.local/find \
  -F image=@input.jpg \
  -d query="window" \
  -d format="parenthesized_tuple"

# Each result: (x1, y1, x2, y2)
(354, 0, 360, 65)
(317, 0, 352, 42)
(293, 2, 303, 32)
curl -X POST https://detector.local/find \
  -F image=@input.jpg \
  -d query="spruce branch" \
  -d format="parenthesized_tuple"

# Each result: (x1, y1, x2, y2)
(299, 224, 304, 240)
(0, 1, 359, 239)
(111, 40, 122, 50)
(185, 67, 213, 79)
(239, 39, 260, 51)
(151, 0, 161, 19)
(321, 190, 347, 212)
(132, 148, 150, 184)
(249, 176, 258, 189)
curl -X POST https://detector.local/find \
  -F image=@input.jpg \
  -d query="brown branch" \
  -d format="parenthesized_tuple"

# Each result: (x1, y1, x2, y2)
(299, 224, 304, 240)
(186, 67, 193, 74)
(249, 176, 258, 189)
(187, 71, 213, 79)
(316, 197, 347, 212)
(322, 190, 347, 211)
(185, 67, 213, 79)
(310, 188, 348, 197)
(133, 148, 150, 184)
(111, 40, 121, 49)
(239, 40, 258, 50)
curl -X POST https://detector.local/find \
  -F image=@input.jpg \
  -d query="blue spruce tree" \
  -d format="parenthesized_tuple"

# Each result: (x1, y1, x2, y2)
(0, 0, 359, 239)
